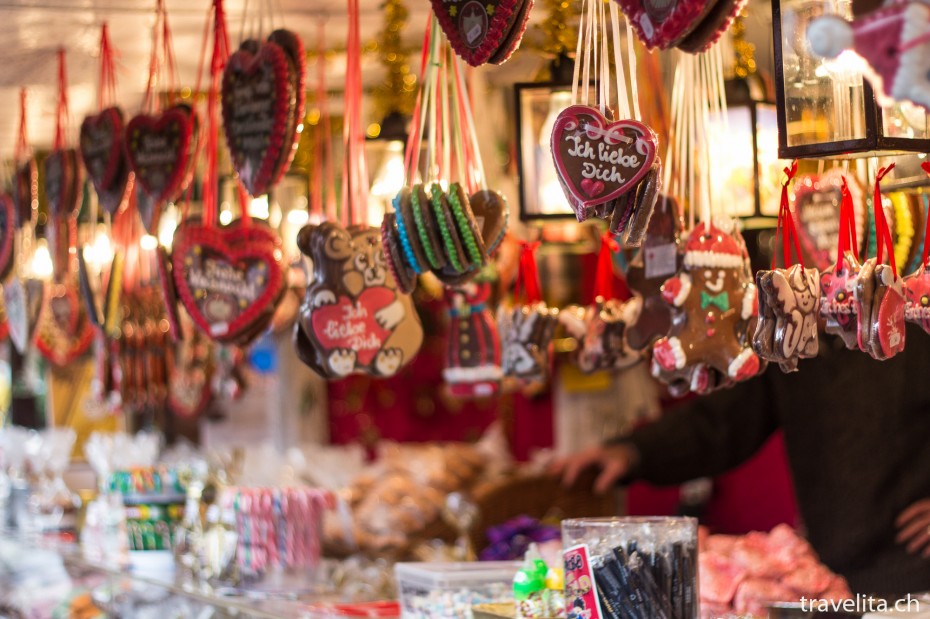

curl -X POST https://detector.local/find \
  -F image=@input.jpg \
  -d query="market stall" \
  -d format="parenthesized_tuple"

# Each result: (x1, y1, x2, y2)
(1, 0, 930, 617)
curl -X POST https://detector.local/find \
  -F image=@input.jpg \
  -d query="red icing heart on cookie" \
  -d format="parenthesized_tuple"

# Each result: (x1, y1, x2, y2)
(171, 219, 285, 345)
(80, 107, 126, 195)
(309, 287, 396, 367)
(125, 105, 197, 220)
(0, 195, 14, 281)
(430, 0, 528, 67)
(222, 41, 293, 197)
(550, 105, 657, 211)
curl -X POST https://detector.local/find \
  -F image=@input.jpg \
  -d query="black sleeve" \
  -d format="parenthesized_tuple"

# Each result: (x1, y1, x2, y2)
(614, 372, 779, 486)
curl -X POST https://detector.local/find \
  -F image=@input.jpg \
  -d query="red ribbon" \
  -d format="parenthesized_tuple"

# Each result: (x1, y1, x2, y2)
(143, 0, 177, 113)
(342, 0, 368, 226)
(98, 23, 118, 110)
(53, 48, 69, 152)
(515, 241, 543, 305)
(835, 176, 859, 270)
(922, 162, 930, 268)
(404, 16, 432, 187)
(594, 232, 620, 301)
(773, 161, 802, 270)
(873, 164, 896, 276)
(14, 88, 27, 163)
(200, 0, 230, 228)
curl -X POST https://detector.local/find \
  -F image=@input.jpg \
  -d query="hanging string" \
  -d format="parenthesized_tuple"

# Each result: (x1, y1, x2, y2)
(772, 161, 800, 270)
(514, 241, 543, 305)
(200, 0, 231, 228)
(593, 232, 620, 301)
(98, 23, 118, 110)
(53, 48, 69, 151)
(142, 0, 177, 113)
(404, 17, 433, 188)
(342, 0, 368, 226)
(873, 164, 897, 276)
(922, 163, 930, 268)
(14, 88, 28, 163)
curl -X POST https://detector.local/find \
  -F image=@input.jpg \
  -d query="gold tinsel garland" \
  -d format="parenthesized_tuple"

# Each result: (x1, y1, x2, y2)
(371, 0, 417, 123)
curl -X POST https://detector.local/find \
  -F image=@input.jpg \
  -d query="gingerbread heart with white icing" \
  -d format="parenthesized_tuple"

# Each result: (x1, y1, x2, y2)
(171, 218, 285, 346)
(550, 105, 657, 215)
(904, 265, 930, 334)
(222, 39, 294, 197)
(80, 106, 126, 196)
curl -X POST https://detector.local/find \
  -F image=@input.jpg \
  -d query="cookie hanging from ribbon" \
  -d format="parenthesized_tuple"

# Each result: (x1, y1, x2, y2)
(820, 176, 862, 350)
(430, 0, 534, 67)
(651, 222, 762, 392)
(904, 164, 930, 335)
(295, 222, 424, 379)
(443, 278, 503, 398)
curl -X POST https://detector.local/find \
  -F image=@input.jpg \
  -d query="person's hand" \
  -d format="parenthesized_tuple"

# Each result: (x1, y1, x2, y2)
(548, 443, 638, 495)
(895, 499, 930, 557)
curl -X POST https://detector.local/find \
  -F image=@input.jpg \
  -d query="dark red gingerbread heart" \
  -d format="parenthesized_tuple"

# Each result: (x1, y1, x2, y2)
(125, 104, 197, 227)
(12, 159, 37, 228)
(618, 0, 720, 49)
(550, 105, 658, 212)
(171, 219, 285, 345)
(430, 0, 528, 67)
(222, 40, 293, 197)
(80, 106, 126, 194)
(44, 149, 83, 219)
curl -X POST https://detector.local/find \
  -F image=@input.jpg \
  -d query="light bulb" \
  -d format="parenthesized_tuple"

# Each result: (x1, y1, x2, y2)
(140, 234, 158, 251)
(370, 141, 406, 201)
(31, 239, 53, 280)
(219, 210, 233, 226)
(248, 195, 269, 220)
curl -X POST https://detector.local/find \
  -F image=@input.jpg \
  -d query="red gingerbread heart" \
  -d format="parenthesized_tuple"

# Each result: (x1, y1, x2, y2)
(310, 287, 396, 367)
(222, 40, 293, 197)
(430, 0, 529, 67)
(171, 219, 285, 345)
(35, 281, 94, 367)
(12, 159, 37, 228)
(80, 107, 126, 195)
(550, 105, 657, 211)
(125, 104, 197, 223)
(904, 266, 930, 334)
(0, 195, 14, 281)
(618, 0, 720, 49)
(44, 149, 82, 219)
(793, 172, 865, 271)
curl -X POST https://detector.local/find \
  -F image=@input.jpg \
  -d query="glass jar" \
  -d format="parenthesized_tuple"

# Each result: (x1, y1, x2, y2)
(562, 516, 698, 619)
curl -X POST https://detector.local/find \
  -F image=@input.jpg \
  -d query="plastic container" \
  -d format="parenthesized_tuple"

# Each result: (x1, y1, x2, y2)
(562, 517, 698, 619)
(395, 562, 522, 619)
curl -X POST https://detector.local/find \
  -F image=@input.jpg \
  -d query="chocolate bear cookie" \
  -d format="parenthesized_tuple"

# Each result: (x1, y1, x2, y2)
(498, 303, 559, 390)
(560, 296, 643, 374)
(295, 221, 424, 379)
(753, 264, 821, 372)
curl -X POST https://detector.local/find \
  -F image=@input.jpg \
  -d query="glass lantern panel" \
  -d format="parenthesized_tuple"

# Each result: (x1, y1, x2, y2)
(779, 0, 866, 148)
(757, 104, 785, 216)
(711, 106, 756, 218)
(882, 100, 930, 141)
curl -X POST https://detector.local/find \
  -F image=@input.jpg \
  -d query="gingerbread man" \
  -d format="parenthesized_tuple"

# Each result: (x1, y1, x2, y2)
(652, 222, 761, 383)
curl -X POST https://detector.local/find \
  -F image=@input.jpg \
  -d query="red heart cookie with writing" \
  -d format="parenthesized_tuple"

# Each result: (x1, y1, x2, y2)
(431, 0, 528, 67)
(793, 171, 865, 271)
(172, 219, 285, 345)
(126, 104, 197, 224)
(618, 0, 721, 50)
(36, 281, 94, 366)
(80, 106, 126, 195)
(904, 265, 930, 334)
(0, 194, 14, 281)
(44, 149, 83, 219)
(4, 277, 42, 354)
(222, 40, 293, 197)
(12, 159, 37, 228)
(551, 105, 657, 211)
(310, 288, 395, 367)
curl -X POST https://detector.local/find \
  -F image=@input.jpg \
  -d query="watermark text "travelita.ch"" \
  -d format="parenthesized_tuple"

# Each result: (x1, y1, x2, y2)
(800, 594, 922, 613)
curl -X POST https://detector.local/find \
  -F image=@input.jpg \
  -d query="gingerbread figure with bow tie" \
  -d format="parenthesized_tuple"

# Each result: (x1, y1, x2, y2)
(652, 222, 762, 386)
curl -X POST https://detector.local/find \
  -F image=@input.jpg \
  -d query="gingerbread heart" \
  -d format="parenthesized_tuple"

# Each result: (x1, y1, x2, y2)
(36, 281, 94, 366)
(296, 222, 424, 379)
(469, 189, 509, 254)
(80, 106, 126, 194)
(618, 0, 720, 49)
(44, 149, 82, 219)
(793, 172, 865, 271)
(125, 104, 197, 221)
(171, 219, 285, 345)
(905, 266, 930, 334)
(222, 40, 294, 197)
(0, 195, 14, 281)
(550, 105, 657, 213)
(430, 0, 530, 67)
(12, 159, 37, 228)
(4, 277, 42, 354)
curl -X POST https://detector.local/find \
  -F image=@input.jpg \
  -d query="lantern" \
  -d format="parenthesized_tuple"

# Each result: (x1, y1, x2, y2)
(772, 0, 930, 158)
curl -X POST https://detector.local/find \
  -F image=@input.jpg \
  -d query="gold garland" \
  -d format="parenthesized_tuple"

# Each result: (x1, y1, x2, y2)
(371, 0, 417, 123)
(533, 0, 578, 59)
(731, 12, 757, 78)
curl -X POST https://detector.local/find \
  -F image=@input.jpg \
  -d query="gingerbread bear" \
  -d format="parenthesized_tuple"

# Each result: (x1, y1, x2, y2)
(652, 222, 761, 384)
(295, 222, 424, 379)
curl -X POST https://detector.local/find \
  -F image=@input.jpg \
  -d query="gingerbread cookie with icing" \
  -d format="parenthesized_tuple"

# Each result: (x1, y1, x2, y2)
(295, 221, 424, 379)
(820, 252, 861, 349)
(651, 222, 761, 388)
(904, 265, 930, 334)
(499, 303, 559, 389)
(856, 258, 906, 360)
(560, 296, 643, 373)
(753, 264, 821, 372)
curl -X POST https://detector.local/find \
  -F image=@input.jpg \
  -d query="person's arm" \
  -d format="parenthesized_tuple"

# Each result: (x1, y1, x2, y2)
(618, 373, 779, 486)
